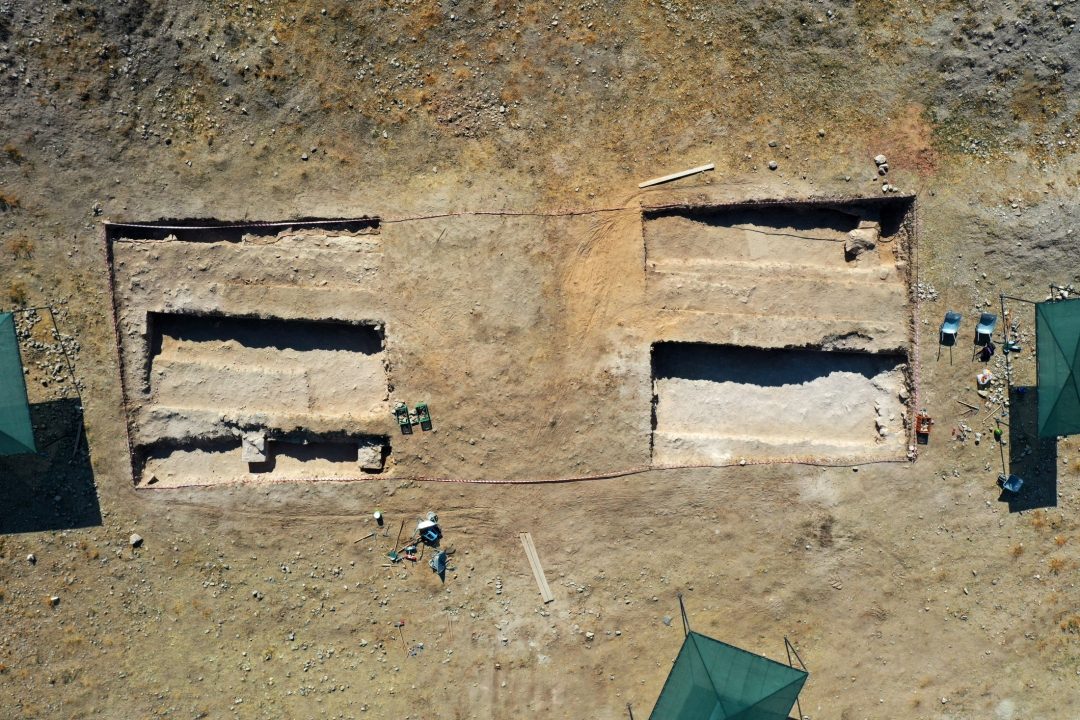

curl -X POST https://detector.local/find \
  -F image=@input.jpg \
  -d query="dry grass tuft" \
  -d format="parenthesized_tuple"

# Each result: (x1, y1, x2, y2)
(7, 281, 29, 306)
(5, 236, 34, 259)
(1030, 510, 1047, 530)
(0, 192, 20, 211)
(1011, 543, 1025, 558)
(79, 540, 100, 561)
(1048, 557, 1066, 575)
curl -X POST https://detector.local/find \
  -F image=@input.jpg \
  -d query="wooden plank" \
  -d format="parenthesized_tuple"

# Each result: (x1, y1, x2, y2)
(638, 163, 715, 189)
(520, 532, 554, 603)
(522, 533, 554, 603)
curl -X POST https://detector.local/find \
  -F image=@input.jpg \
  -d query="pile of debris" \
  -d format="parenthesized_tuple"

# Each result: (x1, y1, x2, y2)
(13, 308, 82, 393)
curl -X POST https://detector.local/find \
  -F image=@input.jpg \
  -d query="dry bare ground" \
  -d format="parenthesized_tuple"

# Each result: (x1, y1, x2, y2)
(1, 1, 1079, 718)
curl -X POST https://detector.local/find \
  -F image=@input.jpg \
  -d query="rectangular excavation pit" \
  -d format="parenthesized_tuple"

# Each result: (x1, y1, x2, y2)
(651, 342, 909, 465)
(146, 313, 386, 417)
(105, 217, 398, 488)
(141, 434, 390, 488)
(643, 197, 914, 354)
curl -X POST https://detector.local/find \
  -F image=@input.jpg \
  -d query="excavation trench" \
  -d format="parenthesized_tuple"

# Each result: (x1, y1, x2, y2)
(651, 342, 910, 465)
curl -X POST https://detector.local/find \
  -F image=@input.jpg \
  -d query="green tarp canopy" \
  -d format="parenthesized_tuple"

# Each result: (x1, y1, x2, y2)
(650, 631, 807, 720)
(0, 312, 36, 455)
(1036, 298, 1080, 438)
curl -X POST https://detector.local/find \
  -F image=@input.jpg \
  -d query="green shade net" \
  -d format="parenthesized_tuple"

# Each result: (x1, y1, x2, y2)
(650, 632, 807, 720)
(0, 312, 36, 455)
(1036, 299, 1080, 438)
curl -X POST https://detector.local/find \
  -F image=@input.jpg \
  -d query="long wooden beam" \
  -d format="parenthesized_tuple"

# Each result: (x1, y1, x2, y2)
(638, 163, 715, 188)
(520, 532, 554, 603)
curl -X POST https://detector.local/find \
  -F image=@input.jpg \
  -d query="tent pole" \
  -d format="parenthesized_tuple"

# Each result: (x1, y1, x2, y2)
(1000, 293, 1011, 395)
(999, 292, 1012, 479)
(783, 637, 808, 671)
(677, 593, 690, 637)
(785, 637, 807, 720)
(6, 305, 85, 459)
(44, 307, 83, 406)
(997, 421, 1007, 477)
(626, 702, 634, 720)
(1000, 295, 1037, 304)
(44, 306, 85, 460)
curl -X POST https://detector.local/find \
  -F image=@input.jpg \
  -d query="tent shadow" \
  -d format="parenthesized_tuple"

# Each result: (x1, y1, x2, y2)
(1003, 386, 1057, 512)
(0, 398, 101, 534)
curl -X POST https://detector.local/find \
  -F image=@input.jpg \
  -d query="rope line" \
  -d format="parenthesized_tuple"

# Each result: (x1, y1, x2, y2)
(103, 195, 917, 234)
(135, 454, 911, 492)
(107, 194, 921, 489)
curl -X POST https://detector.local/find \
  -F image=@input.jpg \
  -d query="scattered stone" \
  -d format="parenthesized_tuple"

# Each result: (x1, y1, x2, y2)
(916, 282, 939, 301)
(301, 153, 309, 161)
(48, 595, 60, 606)
(878, 164, 888, 175)
(662, 616, 673, 626)
(129, 533, 143, 548)
(817, 129, 826, 137)
(874, 154, 887, 166)
(585, 631, 595, 641)
(768, 160, 778, 170)
(27, 553, 35, 564)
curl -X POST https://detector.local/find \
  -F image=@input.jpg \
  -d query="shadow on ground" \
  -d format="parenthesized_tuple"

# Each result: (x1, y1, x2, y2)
(652, 343, 902, 386)
(0, 398, 101, 534)
(1002, 385, 1057, 512)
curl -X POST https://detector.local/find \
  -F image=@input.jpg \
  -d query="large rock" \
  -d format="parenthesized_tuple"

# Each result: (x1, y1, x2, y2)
(845, 221, 880, 260)
(242, 431, 268, 463)
(358, 442, 385, 472)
